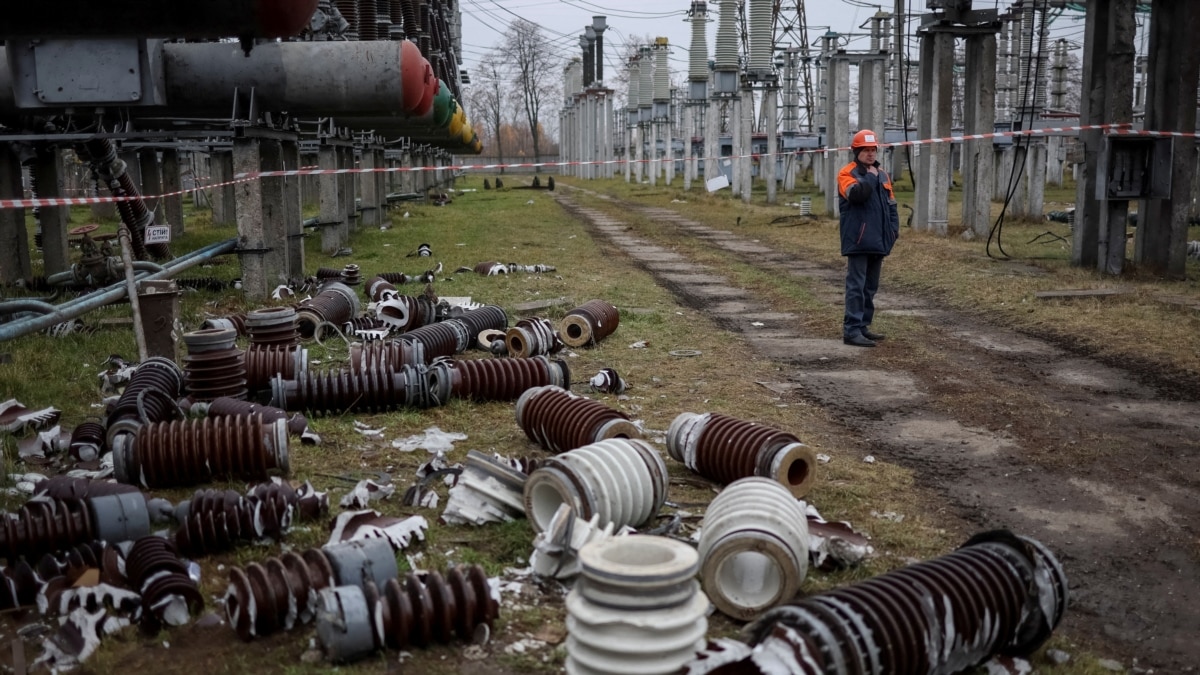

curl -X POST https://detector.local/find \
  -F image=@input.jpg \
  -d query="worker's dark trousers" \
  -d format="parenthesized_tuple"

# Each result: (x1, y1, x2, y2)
(843, 253, 884, 339)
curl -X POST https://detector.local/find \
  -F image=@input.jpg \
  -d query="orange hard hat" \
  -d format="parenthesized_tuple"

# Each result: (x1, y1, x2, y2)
(851, 129, 879, 150)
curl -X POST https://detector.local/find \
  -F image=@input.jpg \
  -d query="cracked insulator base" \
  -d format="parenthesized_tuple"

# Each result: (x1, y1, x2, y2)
(560, 299, 620, 348)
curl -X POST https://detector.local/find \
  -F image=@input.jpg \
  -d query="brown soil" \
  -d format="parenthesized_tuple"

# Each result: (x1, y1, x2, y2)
(557, 189, 1200, 673)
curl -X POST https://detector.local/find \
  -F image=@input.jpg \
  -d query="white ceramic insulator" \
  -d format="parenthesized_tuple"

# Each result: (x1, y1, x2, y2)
(653, 43, 670, 101)
(566, 535, 709, 675)
(747, 0, 773, 71)
(665, 411, 710, 471)
(688, 5, 709, 82)
(375, 296, 411, 330)
(530, 503, 631, 579)
(442, 450, 528, 526)
(697, 477, 810, 620)
(714, 0, 740, 70)
(638, 50, 654, 108)
(627, 61, 641, 111)
(524, 438, 667, 533)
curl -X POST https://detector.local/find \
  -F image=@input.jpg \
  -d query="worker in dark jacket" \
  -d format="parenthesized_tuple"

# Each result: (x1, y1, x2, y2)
(837, 129, 899, 347)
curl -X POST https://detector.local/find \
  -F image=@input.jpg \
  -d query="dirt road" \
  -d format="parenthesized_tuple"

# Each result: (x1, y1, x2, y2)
(557, 188, 1200, 672)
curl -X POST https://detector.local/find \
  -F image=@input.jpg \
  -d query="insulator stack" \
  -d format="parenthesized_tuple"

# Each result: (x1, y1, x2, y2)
(376, 271, 410, 284)
(451, 305, 508, 343)
(376, 294, 437, 333)
(560, 300, 620, 348)
(367, 276, 399, 301)
(271, 363, 436, 414)
(398, 320, 470, 360)
(174, 479, 324, 556)
(226, 537, 396, 641)
(719, 531, 1070, 675)
(124, 536, 204, 631)
(246, 306, 300, 346)
(473, 261, 506, 275)
(175, 277, 229, 292)
(0, 491, 149, 564)
(437, 355, 570, 403)
(296, 282, 361, 339)
(375, 0, 392, 37)
(389, 0, 403, 25)
(116, 415, 290, 488)
(315, 267, 344, 279)
(105, 356, 185, 447)
(356, 0, 377, 39)
(183, 327, 248, 401)
(244, 343, 306, 392)
(341, 263, 362, 286)
(68, 421, 106, 462)
(667, 412, 817, 498)
(516, 385, 640, 453)
(350, 339, 427, 371)
(505, 317, 562, 358)
(317, 565, 498, 662)
(201, 312, 248, 336)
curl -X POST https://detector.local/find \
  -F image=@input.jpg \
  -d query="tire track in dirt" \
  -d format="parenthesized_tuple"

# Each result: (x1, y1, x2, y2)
(555, 187, 1200, 672)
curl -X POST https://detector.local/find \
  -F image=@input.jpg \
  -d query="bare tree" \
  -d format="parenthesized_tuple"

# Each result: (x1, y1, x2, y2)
(467, 53, 509, 173)
(506, 19, 558, 168)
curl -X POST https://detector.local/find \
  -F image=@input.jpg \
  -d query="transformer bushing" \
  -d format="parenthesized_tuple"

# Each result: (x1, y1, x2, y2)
(78, 138, 170, 261)
(350, 339, 427, 370)
(182, 327, 248, 402)
(245, 306, 300, 346)
(433, 355, 570, 403)
(505, 317, 562, 358)
(697, 477, 810, 620)
(523, 438, 667, 533)
(104, 356, 185, 450)
(515, 385, 640, 454)
(124, 536, 205, 633)
(397, 320, 471, 360)
(566, 536, 709, 675)
(667, 412, 817, 498)
(693, 531, 1069, 675)
(296, 281, 361, 339)
(0, 492, 150, 563)
(559, 300, 619, 348)
(174, 479, 327, 556)
(270, 362, 438, 414)
(115, 415, 290, 488)
(244, 343, 307, 392)
(225, 537, 396, 641)
(316, 565, 498, 662)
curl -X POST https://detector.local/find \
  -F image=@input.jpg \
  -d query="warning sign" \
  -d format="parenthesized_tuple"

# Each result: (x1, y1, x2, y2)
(144, 226, 171, 244)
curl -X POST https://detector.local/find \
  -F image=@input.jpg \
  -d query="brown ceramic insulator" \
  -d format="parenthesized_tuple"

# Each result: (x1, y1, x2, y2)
(345, 316, 388, 334)
(560, 300, 620, 348)
(377, 295, 436, 333)
(35, 541, 106, 585)
(127, 414, 289, 488)
(448, 356, 570, 402)
(505, 317, 562, 358)
(183, 339, 248, 402)
(376, 271, 410, 284)
(398, 321, 466, 360)
(671, 412, 816, 497)
(315, 267, 344, 279)
(378, 565, 498, 650)
(350, 339, 427, 371)
(124, 536, 204, 632)
(0, 558, 43, 611)
(201, 312, 248, 336)
(516, 385, 640, 454)
(111, 167, 171, 260)
(173, 489, 254, 556)
(244, 344, 303, 392)
(453, 305, 508, 342)
(745, 532, 1067, 674)
(367, 276, 399, 301)
(245, 306, 300, 346)
(281, 364, 410, 415)
(356, 0, 377, 39)
(175, 276, 229, 293)
(248, 480, 327, 522)
(389, 0, 403, 24)
(341, 263, 363, 286)
(473, 261, 506, 275)
(227, 548, 335, 640)
(68, 421, 107, 462)
(207, 396, 310, 437)
(32, 476, 141, 501)
(105, 356, 184, 443)
(296, 282, 360, 338)
(0, 498, 94, 563)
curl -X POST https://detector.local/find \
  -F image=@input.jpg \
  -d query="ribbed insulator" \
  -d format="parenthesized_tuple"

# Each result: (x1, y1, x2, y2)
(271, 363, 431, 415)
(688, 2, 709, 82)
(505, 317, 562, 358)
(714, 0, 740, 70)
(35, 541, 108, 587)
(32, 476, 141, 501)
(341, 263, 363, 285)
(390, 0, 403, 24)
(566, 536, 708, 675)
(297, 282, 361, 339)
(317, 565, 497, 662)
(376, 294, 436, 333)
(473, 261, 506, 275)
(125, 536, 204, 632)
(68, 421, 107, 462)
(441, 355, 570, 403)
(667, 412, 817, 498)
(183, 327, 248, 401)
(638, 48, 654, 108)
(119, 415, 290, 488)
(376, 271, 411, 284)
(350, 339, 427, 371)
(560, 300, 619, 348)
(175, 276, 229, 292)
(524, 438, 666, 533)
(747, 0, 772, 71)
(344, 316, 388, 335)
(653, 42, 670, 101)
(105, 356, 185, 446)
(727, 531, 1070, 675)
(367, 276, 399, 301)
(398, 321, 469, 360)
(174, 480, 324, 556)
(335, 0, 358, 37)
(516, 385, 640, 454)
(246, 306, 300, 346)
(626, 60, 640, 111)
(315, 267, 344, 279)
(201, 313, 248, 336)
(697, 477, 809, 620)
(452, 306, 508, 343)
(0, 558, 40, 611)
(356, 0, 376, 39)
(80, 139, 170, 261)
(0, 499, 94, 563)
(244, 343, 306, 392)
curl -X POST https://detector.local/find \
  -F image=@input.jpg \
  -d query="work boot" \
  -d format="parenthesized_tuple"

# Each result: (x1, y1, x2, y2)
(862, 328, 886, 341)
(843, 334, 876, 347)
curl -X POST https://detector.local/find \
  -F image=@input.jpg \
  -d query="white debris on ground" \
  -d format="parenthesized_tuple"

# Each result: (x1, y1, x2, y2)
(871, 510, 905, 523)
(391, 427, 468, 453)
(805, 503, 874, 570)
(338, 479, 396, 509)
(816, 453, 831, 464)
(352, 420, 385, 437)
(325, 510, 428, 549)
(983, 656, 1032, 674)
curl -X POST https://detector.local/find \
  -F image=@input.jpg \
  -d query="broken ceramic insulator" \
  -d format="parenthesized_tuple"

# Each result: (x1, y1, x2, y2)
(566, 536, 709, 675)
(270, 363, 434, 415)
(589, 368, 626, 394)
(476, 329, 506, 354)
(397, 320, 471, 360)
(473, 261, 507, 275)
(448, 305, 508, 346)
(376, 294, 437, 332)
(68, 421, 106, 462)
(125, 535, 204, 632)
(698, 531, 1070, 675)
(316, 565, 497, 662)
(350, 339, 428, 370)
(366, 276, 399, 301)
(315, 267, 343, 279)
(515, 385, 640, 453)
(530, 504, 632, 579)
(505, 317, 563, 358)
(205, 396, 310, 437)
(173, 480, 325, 556)
(32, 476, 142, 501)
(225, 537, 396, 641)
(115, 414, 289, 488)
(524, 438, 667, 533)
(560, 300, 620, 348)
(0, 493, 150, 563)
(376, 271, 410, 285)
(245, 306, 300, 346)
(200, 313, 248, 336)
(341, 264, 362, 286)
(183, 327, 248, 401)
(241, 342, 306, 392)
(433, 355, 570, 403)
(697, 477, 810, 620)
(441, 450, 529, 526)
(105, 356, 184, 448)
(296, 281, 361, 339)
(667, 412, 817, 498)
